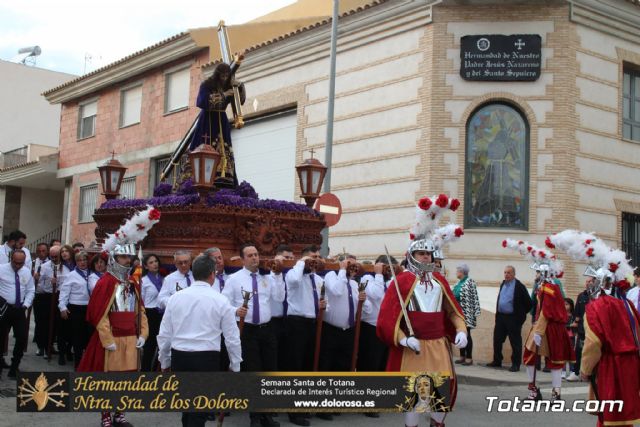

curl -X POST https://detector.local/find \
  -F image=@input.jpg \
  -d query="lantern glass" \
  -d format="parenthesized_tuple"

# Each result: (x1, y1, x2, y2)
(204, 157, 215, 184)
(193, 159, 201, 184)
(301, 170, 309, 193)
(312, 170, 321, 194)
(110, 170, 121, 192)
(100, 170, 107, 190)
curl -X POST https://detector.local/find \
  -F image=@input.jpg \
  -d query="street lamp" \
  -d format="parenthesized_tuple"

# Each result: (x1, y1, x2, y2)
(98, 152, 127, 200)
(188, 143, 221, 198)
(296, 150, 327, 208)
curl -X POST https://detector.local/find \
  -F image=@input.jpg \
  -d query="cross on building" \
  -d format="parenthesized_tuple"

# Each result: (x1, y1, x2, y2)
(514, 39, 525, 50)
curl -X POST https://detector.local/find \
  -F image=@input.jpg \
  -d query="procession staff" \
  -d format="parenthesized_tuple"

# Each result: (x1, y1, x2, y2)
(501, 239, 574, 401)
(58, 250, 94, 368)
(547, 229, 640, 426)
(284, 245, 327, 427)
(157, 250, 194, 310)
(222, 244, 284, 427)
(140, 253, 164, 372)
(321, 254, 370, 374)
(39, 245, 64, 360)
(378, 194, 467, 427)
(30, 242, 49, 355)
(157, 255, 242, 427)
(0, 249, 35, 379)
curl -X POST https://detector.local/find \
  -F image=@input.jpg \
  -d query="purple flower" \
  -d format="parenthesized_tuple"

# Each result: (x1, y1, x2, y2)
(177, 178, 197, 195)
(153, 182, 173, 197)
(100, 194, 199, 209)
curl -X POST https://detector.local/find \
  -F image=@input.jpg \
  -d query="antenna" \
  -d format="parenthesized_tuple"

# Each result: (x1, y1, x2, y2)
(14, 46, 41, 66)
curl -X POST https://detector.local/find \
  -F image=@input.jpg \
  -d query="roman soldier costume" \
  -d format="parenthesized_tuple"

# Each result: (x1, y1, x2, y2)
(377, 194, 467, 427)
(502, 239, 574, 400)
(78, 206, 160, 427)
(548, 230, 640, 426)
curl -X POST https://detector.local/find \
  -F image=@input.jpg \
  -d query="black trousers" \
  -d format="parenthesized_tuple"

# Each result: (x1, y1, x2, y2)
(319, 322, 354, 372)
(68, 304, 92, 368)
(459, 327, 474, 359)
(33, 293, 54, 351)
(270, 316, 288, 371)
(0, 305, 27, 368)
(357, 322, 387, 371)
(241, 321, 277, 372)
(492, 313, 522, 367)
(142, 308, 162, 371)
(172, 349, 220, 427)
(57, 312, 72, 355)
(573, 335, 584, 375)
(285, 316, 316, 372)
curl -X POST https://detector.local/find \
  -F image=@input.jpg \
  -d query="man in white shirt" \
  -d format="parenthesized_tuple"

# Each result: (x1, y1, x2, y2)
(204, 247, 230, 372)
(31, 242, 50, 356)
(222, 244, 284, 427)
(271, 244, 295, 371)
(284, 245, 327, 427)
(157, 255, 241, 427)
(320, 254, 369, 376)
(0, 230, 32, 266)
(0, 249, 35, 379)
(157, 250, 194, 310)
(626, 267, 640, 312)
(35, 245, 60, 359)
(58, 251, 93, 368)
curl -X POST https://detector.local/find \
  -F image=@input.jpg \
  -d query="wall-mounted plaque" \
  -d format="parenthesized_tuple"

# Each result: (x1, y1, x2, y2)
(460, 34, 542, 81)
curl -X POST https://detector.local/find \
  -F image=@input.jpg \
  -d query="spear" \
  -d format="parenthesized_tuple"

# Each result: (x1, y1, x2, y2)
(384, 245, 419, 355)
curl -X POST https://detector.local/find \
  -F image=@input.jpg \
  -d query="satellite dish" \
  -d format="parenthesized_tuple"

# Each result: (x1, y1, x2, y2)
(14, 46, 42, 65)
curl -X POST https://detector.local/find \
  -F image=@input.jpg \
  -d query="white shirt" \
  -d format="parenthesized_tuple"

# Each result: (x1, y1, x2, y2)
(37, 262, 71, 294)
(58, 268, 91, 310)
(0, 263, 35, 308)
(271, 275, 288, 318)
(213, 271, 229, 294)
(157, 281, 242, 371)
(157, 270, 195, 310)
(323, 269, 371, 330)
(141, 273, 164, 309)
(360, 273, 388, 326)
(627, 286, 640, 312)
(222, 267, 285, 325)
(0, 244, 31, 266)
(285, 260, 324, 319)
(88, 272, 104, 293)
(32, 257, 49, 294)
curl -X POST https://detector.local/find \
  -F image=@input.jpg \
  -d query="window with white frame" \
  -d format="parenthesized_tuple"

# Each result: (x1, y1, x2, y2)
(120, 85, 142, 127)
(78, 100, 97, 139)
(79, 185, 98, 223)
(119, 177, 136, 200)
(165, 67, 190, 113)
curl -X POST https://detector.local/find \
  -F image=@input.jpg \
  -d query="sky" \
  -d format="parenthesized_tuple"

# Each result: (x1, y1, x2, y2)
(0, 0, 296, 76)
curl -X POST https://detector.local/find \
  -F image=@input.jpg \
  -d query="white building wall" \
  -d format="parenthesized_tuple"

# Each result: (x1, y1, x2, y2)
(18, 188, 64, 243)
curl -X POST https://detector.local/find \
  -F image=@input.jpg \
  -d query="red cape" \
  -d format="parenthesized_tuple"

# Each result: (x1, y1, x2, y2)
(77, 273, 141, 372)
(536, 281, 567, 323)
(586, 295, 640, 424)
(376, 271, 463, 367)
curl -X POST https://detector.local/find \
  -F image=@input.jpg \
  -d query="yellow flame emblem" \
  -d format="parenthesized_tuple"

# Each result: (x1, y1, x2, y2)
(18, 373, 67, 411)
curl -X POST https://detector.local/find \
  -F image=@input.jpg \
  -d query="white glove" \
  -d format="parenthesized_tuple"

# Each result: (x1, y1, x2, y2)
(454, 331, 468, 349)
(229, 363, 240, 372)
(534, 333, 542, 347)
(136, 337, 146, 348)
(105, 343, 117, 351)
(400, 336, 421, 352)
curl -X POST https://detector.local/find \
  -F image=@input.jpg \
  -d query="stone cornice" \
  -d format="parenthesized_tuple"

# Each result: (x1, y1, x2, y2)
(569, 0, 640, 43)
(44, 35, 202, 104)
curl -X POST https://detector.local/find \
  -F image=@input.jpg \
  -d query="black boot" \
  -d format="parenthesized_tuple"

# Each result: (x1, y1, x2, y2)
(8, 361, 18, 379)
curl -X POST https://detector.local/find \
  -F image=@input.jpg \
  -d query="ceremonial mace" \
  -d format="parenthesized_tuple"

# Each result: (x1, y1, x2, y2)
(47, 264, 59, 362)
(350, 280, 368, 371)
(384, 245, 419, 355)
(312, 282, 326, 372)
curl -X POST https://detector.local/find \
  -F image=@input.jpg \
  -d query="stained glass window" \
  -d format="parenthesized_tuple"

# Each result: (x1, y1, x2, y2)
(465, 103, 528, 229)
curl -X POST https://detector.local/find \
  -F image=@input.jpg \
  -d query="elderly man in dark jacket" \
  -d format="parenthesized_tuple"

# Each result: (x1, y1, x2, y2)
(486, 265, 532, 372)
